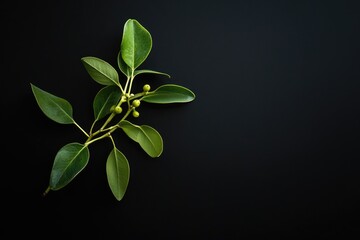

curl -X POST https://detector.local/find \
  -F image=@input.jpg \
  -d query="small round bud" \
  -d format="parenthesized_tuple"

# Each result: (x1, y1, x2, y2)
(132, 110, 140, 118)
(114, 106, 122, 114)
(132, 99, 141, 108)
(143, 84, 151, 92)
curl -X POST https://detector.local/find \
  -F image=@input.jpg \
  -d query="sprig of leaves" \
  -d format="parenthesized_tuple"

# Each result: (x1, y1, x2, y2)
(31, 19, 195, 201)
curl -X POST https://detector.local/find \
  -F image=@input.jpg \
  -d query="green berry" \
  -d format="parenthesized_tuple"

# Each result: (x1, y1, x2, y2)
(132, 110, 140, 118)
(132, 99, 141, 108)
(114, 106, 122, 114)
(143, 84, 151, 92)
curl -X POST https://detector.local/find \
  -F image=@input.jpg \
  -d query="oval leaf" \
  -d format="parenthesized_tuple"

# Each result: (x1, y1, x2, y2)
(142, 84, 196, 104)
(30, 83, 74, 124)
(81, 56, 119, 86)
(121, 19, 152, 70)
(106, 148, 130, 201)
(49, 143, 90, 190)
(119, 120, 163, 157)
(134, 69, 171, 78)
(93, 85, 121, 121)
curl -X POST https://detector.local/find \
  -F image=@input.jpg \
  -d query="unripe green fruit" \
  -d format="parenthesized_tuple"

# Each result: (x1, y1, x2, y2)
(143, 84, 151, 92)
(132, 99, 141, 108)
(114, 106, 122, 114)
(132, 110, 140, 118)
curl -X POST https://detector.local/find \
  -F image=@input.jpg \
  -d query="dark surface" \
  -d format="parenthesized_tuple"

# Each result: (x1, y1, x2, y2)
(2, 0, 360, 238)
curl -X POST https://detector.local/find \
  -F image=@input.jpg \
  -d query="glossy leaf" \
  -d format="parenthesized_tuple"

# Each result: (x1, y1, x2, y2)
(30, 83, 74, 124)
(49, 143, 90, 190)
(121, 19, 152, 70)
(117, 50, 131, 77)
(119, 120, 163, 157)
(81, 56, 119, 86)
(106, 148, 130, 201)
(93, 85, 121, 121)
(142, 84, 196, 104)
(134, 69, 171, 78)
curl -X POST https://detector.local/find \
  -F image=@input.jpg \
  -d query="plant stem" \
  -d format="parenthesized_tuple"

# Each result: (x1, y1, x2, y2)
(99, 95, 126, 131)
(100, 112, 116, 131)
(124, 76, 130, 94)
(43, 186, 50, 196)
(73, 121, 89, 137)
(120, 107, 133, 121)
(117, 82, 125, 94)
(89, 120, 97, 135)
(85, 110, 132, 146)
(85, 131, 111, 146)
(109, 135, 116, 148)
(129, 92, 146, 100)
(127, 69, 135, 95)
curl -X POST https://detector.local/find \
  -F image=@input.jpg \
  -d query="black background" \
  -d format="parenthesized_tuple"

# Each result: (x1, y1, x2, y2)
(2, 0, 360, 238)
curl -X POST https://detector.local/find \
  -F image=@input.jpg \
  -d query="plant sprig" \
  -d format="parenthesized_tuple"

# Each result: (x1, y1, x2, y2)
(31, 19, 195, 201)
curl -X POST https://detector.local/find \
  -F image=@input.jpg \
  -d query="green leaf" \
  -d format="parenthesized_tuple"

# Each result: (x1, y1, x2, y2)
(49, 143, 90, 190)
(119, 120, 163, 157)
(134, 69, 171, 78)
(142, 84, 196, 104)
(93, 85, 121, 121)
(106, 148, 130, 201)
(81, 56, 119, 86)
(30, 83, 74, 124)
(121, 19, 152, 70)
(117, 50, 131, 78)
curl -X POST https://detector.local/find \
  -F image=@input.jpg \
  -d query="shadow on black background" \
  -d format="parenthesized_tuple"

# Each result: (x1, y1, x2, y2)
(2, 0, 360, 238)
